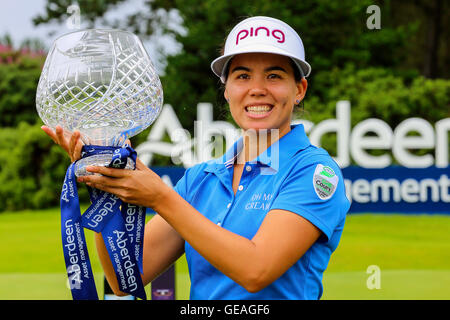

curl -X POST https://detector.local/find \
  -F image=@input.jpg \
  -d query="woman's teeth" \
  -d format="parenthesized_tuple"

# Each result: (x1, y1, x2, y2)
(246, 105, 272, 113)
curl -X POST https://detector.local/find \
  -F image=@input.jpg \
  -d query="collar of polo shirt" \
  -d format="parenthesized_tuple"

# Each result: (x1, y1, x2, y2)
(205, 124, 311, 173)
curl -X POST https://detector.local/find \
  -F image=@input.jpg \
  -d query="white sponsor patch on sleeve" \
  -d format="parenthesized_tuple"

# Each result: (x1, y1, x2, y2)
(313, 164, 339, 200)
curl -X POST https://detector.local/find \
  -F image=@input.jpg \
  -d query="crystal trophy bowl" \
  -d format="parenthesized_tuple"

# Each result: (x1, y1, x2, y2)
(36, 29, 163, 176)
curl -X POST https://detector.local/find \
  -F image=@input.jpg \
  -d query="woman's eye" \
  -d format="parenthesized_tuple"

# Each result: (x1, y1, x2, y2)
(268, 73, 282, 79)
(237, 73, 249, 79)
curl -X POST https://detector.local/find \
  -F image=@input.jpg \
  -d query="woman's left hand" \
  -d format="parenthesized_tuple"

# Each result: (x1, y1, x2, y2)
(77, 158, 167, 208)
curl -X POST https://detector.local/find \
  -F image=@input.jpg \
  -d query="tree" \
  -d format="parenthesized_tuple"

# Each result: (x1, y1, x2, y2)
(34, 0, 424, 130)
(388, 0, 449, 79)
(33, 0, 129, 27)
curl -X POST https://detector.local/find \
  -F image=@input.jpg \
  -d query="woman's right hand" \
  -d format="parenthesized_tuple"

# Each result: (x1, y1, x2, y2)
(41, 125, 83, 162)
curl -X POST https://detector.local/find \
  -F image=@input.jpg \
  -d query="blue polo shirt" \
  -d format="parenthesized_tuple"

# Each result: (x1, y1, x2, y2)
(174, 124, 350, 300)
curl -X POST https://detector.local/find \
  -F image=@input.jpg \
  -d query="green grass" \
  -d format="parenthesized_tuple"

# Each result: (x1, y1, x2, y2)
(321, 214, 450, 299)
(0, 209, 449, 299)
(0, 208, 190, 300)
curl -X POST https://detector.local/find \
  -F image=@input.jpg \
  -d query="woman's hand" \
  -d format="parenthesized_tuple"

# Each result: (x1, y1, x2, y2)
(77, 158, 169, 209)
(41, 125, 83, 162)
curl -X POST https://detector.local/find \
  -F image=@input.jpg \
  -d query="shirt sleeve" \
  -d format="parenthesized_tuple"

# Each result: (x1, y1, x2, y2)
(269, 158, 350, 242)
(173, 168, 190, 201)
(172, 162, 206, 202)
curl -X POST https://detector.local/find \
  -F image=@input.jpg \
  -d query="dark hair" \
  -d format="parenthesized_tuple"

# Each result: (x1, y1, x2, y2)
(289, 59, 303, 83)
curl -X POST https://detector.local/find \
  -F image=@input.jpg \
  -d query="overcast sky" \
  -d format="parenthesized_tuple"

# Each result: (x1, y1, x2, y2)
(0, 0, 54, 46)
(0, 0, 181, 73)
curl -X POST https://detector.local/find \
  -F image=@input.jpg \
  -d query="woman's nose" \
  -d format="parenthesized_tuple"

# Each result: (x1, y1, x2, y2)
(248, 78, 267, 96)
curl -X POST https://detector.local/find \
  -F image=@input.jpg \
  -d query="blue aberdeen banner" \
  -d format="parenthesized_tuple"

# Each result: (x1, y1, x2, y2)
(149, 166, 450, 214)
(342, 166, 449, 213)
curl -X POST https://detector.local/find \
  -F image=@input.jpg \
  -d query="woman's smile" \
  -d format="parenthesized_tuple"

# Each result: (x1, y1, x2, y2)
(245, 103, 274, 118)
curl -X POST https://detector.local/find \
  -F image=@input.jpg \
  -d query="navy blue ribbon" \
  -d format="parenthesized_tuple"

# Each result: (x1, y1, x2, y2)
(61, 144, 146, 300)
(61, 163, 98, 300)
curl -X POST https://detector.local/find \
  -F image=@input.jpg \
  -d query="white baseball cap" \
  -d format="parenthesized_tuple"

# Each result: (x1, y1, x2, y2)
(211, 16, 311, 83)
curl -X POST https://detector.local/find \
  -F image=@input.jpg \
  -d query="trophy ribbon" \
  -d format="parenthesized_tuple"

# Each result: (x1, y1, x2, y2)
(61, 144, 146, 300)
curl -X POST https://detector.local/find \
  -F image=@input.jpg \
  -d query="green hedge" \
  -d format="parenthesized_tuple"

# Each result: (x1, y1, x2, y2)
(0, 122, 89, 211)
(0, 47, 45, 127)
(303, 65, 449, 124)
(298, 65, 450, 155)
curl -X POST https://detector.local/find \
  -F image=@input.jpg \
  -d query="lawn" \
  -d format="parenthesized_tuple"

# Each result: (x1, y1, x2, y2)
(0, 209, 449, 300)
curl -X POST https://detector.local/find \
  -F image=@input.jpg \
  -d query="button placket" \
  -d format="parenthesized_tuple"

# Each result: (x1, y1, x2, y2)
(236, 162, 254, 194)
(220, 162, 251, 227)
(218, 200, 233, 227)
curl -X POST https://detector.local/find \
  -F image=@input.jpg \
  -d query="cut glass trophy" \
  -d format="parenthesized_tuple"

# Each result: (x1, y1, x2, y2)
(36, 29, 163, 176)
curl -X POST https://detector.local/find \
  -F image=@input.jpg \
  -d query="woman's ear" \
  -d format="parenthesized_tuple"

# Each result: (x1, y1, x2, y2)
(296, 78, 308, 102)
(224, 89, 229, 102)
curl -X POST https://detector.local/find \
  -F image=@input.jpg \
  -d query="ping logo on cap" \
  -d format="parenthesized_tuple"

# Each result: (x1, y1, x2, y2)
(236, 27, 285, 45)
(210, 16, 312, 81)
(313, 164, 339, 200)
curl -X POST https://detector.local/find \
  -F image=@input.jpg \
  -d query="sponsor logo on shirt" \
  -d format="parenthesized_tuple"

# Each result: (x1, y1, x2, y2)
(313, 164, 339, 200)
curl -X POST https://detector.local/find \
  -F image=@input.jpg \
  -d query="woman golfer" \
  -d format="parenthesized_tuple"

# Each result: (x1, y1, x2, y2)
(43, 16, 350, 300)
